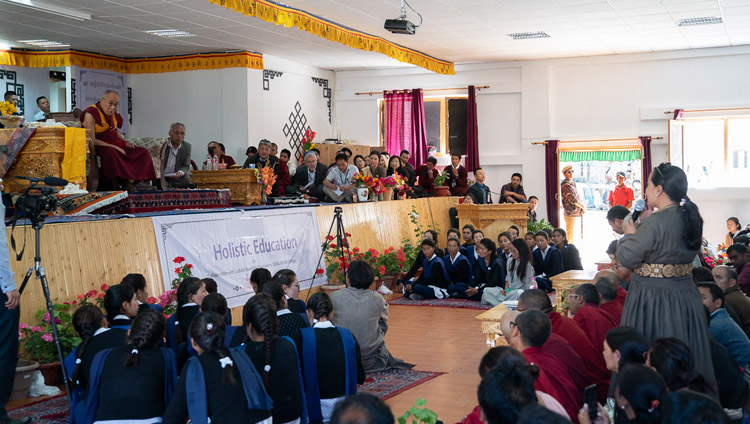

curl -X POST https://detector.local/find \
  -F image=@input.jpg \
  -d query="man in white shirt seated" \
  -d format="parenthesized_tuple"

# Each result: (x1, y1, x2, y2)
(33, 96, 51, 122)
(323, 153, 358, 202)
(161, 122, 192, 189)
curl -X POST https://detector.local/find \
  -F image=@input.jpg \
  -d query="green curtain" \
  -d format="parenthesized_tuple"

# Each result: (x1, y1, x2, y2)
(559, 150, 641, 162)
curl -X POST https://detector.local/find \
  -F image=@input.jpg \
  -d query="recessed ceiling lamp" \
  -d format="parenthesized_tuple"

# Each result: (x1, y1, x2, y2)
(677, 16, 723, 27)
(144, 29, 196, 38)
(507, 31, 550, 40)
(0, 0, 90, 21)
(18, 39, 70, 48)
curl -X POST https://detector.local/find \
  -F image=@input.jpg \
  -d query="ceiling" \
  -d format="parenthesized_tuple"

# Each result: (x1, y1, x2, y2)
(0, 0, 748, 71)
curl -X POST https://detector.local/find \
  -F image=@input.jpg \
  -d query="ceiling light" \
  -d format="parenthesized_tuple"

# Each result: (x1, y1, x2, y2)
(677, 16, 723, 27)
(18, 39, 70, 48)
(144, 29, 196, 38)
(0, 0, 91, 21)
(507, 31, 550, 40)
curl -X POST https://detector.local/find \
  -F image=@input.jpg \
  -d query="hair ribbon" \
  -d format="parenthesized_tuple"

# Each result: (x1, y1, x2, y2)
(219, 357, 234, 368)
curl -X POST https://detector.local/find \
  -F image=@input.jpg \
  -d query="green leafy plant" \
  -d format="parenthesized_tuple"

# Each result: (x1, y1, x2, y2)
(399, 206, 440, 270)
(398, 398, 438, 424)
(322, 234, 352, 285)
(527, 218, 554, 233)
(19, 303, 80, 364)
(434, 170, 450, 187)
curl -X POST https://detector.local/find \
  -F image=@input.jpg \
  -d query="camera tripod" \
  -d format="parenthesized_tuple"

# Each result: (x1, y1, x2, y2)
(18, 216, 72, 404)
(306, 206, 352, 301)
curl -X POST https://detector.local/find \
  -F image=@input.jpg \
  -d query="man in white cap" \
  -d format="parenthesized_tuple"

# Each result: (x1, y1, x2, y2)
(561, 165, 585, 244)
(607, 171, 634, 209)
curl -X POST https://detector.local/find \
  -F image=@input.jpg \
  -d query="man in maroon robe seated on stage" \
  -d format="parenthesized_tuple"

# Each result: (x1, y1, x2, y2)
(81, 90, 156, 192)
(416, 156, 440, 195)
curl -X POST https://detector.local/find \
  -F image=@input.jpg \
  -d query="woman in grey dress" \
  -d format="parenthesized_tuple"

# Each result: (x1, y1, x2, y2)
(330, 260, 414, 373)
(618, 163, 714, 381)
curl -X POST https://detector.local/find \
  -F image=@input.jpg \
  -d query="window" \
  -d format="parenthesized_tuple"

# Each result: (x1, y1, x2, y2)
(669, 117, 750, 188)
(379, 96, 467, 155)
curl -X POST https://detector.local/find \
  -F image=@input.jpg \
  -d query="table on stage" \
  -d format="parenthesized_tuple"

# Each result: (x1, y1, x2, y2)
(190, 169, 261, 205)
(550, 269, 598, 312)
(455, 203, 528, 242)
(475, 303, 510, 348)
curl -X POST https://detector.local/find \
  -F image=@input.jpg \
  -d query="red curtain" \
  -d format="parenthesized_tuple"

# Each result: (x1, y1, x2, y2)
(410, 89, 429, 167)
(383, 91, 412, 156)
(465, 85, 480, 171)
(640, 136, 652, 188)
(545, 140, 560, 227)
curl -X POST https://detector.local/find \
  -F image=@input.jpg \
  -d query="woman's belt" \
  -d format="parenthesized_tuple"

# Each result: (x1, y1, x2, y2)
(634, 263, 692, 278)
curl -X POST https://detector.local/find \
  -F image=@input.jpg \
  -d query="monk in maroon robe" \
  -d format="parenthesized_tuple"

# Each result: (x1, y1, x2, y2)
(416, 157, 440, 194)
(569, 284, 618, 351)
(518, 289, 610, 403)
(444, 154, 468, 196)
(81, 90, 156, 191)
(509, 309, 580, 422)
(595, 273, 624, 325)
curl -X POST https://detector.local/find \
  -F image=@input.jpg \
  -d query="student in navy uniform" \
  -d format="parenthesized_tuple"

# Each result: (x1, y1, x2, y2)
(163, 312, 272, 424)
(531, 231, 564, 278)
(274, 268, 306, 314)
(241, 293, 304, 423)
(260, 281, 308, 337)
(444, 238, 472, 296)
(552, 228, 583, 271)
(173, 277, 208, 345)
(250, 267, 273, 294)
(71, 305, 127, 394)
(201, 293, 241, 346)
(120, 273, 163, 315)
(399, 239, 450, 300)
(76, 309, 177, 424)
(202, 278, 232, 326)
(103, 284, 139, 330)
(497, 231, 512, 265)
(454, 239, 505, 301)
(461, 224, 476, 249)
(293, 293, 366, 424)
(466, 230, 484, 272)
(422, 230, 444, 257)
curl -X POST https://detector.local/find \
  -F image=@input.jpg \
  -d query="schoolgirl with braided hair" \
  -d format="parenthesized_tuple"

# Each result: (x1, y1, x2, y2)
(73, 309, 178, 424)
(71, 305, 126, 390)
(163, 312, 272, 424)
(294, 292, 366, 424)
(102, 283, 139, 329)
(241, 293, 304, 423)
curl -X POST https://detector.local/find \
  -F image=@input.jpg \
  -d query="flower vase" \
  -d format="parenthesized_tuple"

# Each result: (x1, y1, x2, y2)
(356, 187, 369, 202)
(384, 187, 394, 201)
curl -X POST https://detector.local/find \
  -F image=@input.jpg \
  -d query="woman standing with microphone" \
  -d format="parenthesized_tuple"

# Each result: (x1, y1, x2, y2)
(617, 163, 714, 381)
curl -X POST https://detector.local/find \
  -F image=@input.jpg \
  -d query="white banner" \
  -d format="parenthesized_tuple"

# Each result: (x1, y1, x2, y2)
(152, 207, 324, 308)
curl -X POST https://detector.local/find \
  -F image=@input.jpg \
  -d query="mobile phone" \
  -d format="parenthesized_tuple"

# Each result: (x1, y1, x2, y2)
(584, 384, 598, 421)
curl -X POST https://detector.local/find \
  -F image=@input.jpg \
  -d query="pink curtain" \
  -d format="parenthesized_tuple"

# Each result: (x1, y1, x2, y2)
(545, 140, 560, 227)
(384, 91, 412, 156)
(410, 89, 428, 167)
(465, 85, 480, 171)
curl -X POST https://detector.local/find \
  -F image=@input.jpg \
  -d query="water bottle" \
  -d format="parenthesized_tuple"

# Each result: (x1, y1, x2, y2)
(212, 154, 218, 170)
(530, 277, 537, 290)
(203, 154, 211, 170)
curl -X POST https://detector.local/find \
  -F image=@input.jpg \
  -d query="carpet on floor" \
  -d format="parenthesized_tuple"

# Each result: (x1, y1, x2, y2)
(8, 394, 68, 424)
(358, 368, 444, 400)
(388, 296, 492, 310)
(8, 369, 443, 421)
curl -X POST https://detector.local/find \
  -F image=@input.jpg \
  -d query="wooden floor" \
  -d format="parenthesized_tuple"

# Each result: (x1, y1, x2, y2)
(383, 304, 486, 423)
(8, 303, 485, 423)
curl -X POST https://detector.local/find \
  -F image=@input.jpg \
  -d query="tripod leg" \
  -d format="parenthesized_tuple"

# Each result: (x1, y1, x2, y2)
(37, 266, 72, 403)
(304, 211, 339, 302)
(16, 268, 34, 295)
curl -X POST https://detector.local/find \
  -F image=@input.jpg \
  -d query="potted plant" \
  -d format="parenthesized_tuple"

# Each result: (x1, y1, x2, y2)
(11, 360, 39, 401)
(0, 100, 24, 128)
(158, 256, 194, 316)
(432, 170, 450, 197)
(321, 234, 352, 292)
(527, 218, 554, 233)
(398, 398, 438, 424)
(381, 173, 407, 201)
(353, 173, 372, 202)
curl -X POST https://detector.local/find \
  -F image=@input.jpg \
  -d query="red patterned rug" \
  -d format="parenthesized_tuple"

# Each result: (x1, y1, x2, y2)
(95, 189, 231, 214)
(8, 369, 442, 421)
(388, 296, 491, 310)
(8, 394, 68, 424)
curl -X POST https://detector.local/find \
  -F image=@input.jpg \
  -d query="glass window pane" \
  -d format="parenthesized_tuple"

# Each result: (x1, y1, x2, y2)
(682, 120, 725, 188)
(727, 118, 750, 186)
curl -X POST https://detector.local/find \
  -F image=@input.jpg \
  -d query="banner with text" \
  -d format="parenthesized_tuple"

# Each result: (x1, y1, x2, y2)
(152, 207, 323, 308)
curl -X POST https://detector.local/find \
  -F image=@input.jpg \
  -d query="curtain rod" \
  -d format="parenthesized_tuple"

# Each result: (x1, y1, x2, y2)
(355, 85, 490, 96)
(664, 107, 750, 115)
(531, 137, 663, 145)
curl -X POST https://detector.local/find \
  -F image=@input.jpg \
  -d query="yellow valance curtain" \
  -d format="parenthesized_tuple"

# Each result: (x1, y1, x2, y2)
(0, 49, 264, 74)
(209, 0, 455, 75)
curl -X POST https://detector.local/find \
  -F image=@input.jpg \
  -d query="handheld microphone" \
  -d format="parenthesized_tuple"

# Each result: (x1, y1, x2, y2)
(14, 176, 69, 186)
(631, 199, 646, 222)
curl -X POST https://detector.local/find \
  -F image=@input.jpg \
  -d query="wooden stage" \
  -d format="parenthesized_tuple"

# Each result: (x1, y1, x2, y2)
(9, 196, 462, 324)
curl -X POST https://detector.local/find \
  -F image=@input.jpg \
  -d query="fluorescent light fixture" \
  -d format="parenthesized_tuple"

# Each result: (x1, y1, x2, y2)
(18, 39, 70, 48)
(144, 29, 196, 38)
(0, 0, 91, 21)
(507, 31, 550, 40)
(677, 16, 723, 27)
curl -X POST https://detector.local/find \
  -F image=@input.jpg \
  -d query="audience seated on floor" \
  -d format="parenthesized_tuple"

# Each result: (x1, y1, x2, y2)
(400, 239, 450, 300)
(330, 394, 395, 424)
(712, 265, 750, 337)
(568, 283, 618, 351)
(552, 228, 583, 271)
(443, 238, 472, 289)
(727, 243, 750, 296)
(595, 276, 623, 325)
(483, 239, 534, 307)
(260, 281, 308, 338)
(696, 283, 750, 369)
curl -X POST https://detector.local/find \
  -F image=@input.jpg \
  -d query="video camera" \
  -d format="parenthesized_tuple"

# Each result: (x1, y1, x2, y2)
(12, 176, 68, 227)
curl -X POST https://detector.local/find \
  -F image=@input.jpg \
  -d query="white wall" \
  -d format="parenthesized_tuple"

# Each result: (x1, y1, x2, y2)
(334, 45, 750, 245)
(128, 54, 333, 165)
(0, 65, 51, 118)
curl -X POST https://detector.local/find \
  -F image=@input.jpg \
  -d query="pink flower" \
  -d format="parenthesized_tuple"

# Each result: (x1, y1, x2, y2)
(41, 333, 54, 342)
(19, 322, 28, 329)
(18, 331, 22, 341)
(31, 326, 42, 333)
(101, 284, 110, 291)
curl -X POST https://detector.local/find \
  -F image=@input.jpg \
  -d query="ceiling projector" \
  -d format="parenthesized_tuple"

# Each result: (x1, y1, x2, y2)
(384, 18, 416, 35)
(384, 0, 421, 35)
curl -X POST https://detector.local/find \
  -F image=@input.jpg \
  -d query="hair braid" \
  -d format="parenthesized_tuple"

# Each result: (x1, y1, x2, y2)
(71, 305, 104, 383)
(124, 309, 165, 367)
